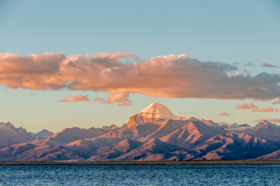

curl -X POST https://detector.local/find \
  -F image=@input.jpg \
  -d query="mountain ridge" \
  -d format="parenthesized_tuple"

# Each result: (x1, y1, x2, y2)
(1, 103, 280, 162)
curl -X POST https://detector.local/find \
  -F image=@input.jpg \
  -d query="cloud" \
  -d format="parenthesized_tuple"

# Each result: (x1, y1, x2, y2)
(1, 52, 280, 104)
(236, 103, 257, 109)
(58, 95, 89, 102)
(94, 93, 132, 106)
(94, 97, 104, 101)
(179, 112, 188, 115)
(262, 62, 278, 68)
(276, 108, 279, 112)
(233, 62, 241, 65)
(25, 94, 35, 96)
(244, 63, 255, 67)
(251, 107, 273, 112)
(273, 99, 280, 104)
(0, 52, 64, 76)
(254, 118, 280, 123)
(220, 112, 230, 116)
(252, 98, 272, 102)
(247, 60, 255, 63)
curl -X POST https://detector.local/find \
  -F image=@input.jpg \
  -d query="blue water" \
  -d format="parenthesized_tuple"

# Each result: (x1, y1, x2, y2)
(0, 164, 280, 185)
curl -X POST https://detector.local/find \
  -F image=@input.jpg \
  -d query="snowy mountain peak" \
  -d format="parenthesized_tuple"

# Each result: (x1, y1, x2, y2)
(126, 103, 190, 127)
(257, 120, 273, 126)
(255, 120, 280, 131)
(140, 103, 176, 119)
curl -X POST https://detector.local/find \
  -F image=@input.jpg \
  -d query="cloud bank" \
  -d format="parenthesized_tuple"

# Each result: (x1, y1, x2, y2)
(1, 52, 280, 104)
(273, 99, 280, 104)
(220, 112, 230, 116)
(236, 103, 257, 109)
(94, 93, 132, 106)
(252, 107, 274, 112)
(58, 95, 89, 102)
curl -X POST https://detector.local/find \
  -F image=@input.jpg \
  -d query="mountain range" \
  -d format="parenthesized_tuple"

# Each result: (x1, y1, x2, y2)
(1, 103, 280, 162)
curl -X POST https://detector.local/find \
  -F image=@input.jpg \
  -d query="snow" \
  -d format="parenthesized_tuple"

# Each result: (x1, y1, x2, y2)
(140, 103, 187, 120)
(255, 120, 280, 131)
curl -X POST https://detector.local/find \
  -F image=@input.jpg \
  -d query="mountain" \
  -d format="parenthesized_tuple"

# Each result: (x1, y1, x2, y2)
(32, 127, 108, 146)
(0, 143, 84, 162)
(256, 150, 280, 159)
(32, 129, 54, 138)
(65, 138, 121, 158)
(0, 122, 35, 148)
(1, 103, 280, 162)
(218, 122, 250, 129)
(218, 122, 251, 134)
(89, 138, 192, 161)
(126, 103, 188, 127)
(159, 120, 227, 149)
(199, 133, 279, 160)
(102, 124, 119, 131)
(246, 120, 280, 141)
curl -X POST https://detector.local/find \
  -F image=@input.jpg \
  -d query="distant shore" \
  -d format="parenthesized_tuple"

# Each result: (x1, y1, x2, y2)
(1, 160, 280, 165)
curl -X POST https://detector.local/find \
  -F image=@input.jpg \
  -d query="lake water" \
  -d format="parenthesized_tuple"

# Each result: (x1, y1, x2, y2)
(0, 164, 280, 185)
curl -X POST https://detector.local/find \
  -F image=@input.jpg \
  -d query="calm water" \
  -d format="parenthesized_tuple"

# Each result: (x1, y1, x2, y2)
(0, 164, 280, 185)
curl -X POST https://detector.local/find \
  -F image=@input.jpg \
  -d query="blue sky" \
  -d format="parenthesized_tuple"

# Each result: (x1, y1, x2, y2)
(0, 0, 279, 132)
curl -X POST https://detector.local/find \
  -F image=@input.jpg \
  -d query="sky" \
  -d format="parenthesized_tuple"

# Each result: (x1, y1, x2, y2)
(0, 0, 280, 133)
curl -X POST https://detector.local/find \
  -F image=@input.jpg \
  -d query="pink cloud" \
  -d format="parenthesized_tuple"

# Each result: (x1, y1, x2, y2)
(0, 52, 64, 75)
(252, 98, 272, 102)
(275, 108, 279, 112)
(94, 93, 132, 106)
(262, 62, 278, 68)
(58, 95, 89, 102)
(236, 103, 257, 109)
(1, 52, 280, 104)
(220, 112, 230, 116)
(94, 97, 104, 101)
(251, 107, 274, 112)
(254, 118, 280, 123)
(273, 99, 280, 104)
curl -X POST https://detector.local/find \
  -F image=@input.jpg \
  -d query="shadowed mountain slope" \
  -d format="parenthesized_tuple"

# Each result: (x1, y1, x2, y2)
(245, 120, 280, 141)
(0, 143, 84, 162)
(33, 127, 108, 146)
(200, 133, 279, 160)
(32, 129, 54, 138)
(0, 122, 35, 148)
(90, 138, 192, 161)
(159, 120, 227, 149)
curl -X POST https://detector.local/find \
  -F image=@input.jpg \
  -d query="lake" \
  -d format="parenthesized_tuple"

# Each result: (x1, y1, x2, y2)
(0, 164, 280, 185)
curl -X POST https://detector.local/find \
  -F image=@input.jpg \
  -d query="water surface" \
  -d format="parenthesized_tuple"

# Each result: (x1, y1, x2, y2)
(0, 164, 280, 185)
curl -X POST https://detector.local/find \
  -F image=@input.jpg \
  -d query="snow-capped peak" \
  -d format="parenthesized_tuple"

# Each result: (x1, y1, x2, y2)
(140, 103, 176, 119)
(218, 122, 249, 129)
(139, 102, 191, 121)
(255, 120, 280, 130)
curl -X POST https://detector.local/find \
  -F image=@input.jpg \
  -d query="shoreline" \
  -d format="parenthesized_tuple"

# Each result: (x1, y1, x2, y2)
(1, 160, 280, 165)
